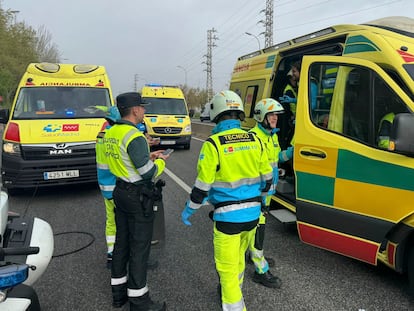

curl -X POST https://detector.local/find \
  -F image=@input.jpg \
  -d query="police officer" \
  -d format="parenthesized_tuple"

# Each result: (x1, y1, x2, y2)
(105, 92, 168, 311)
(95, 106, 121, 269)
(96, 106, 160, 269)
(247, 98, 293, 288)
(181, 90, 273, 311)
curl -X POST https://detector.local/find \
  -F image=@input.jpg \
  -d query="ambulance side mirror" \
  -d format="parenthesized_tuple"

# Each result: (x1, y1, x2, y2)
(0, 109, 9, 124)
(389, 113, 414, 157)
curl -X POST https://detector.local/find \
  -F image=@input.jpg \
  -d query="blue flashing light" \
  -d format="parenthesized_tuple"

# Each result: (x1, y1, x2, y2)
(65, 109, 75, 117)
(0, 264, 29, 290)
(145, 83, 163, 87)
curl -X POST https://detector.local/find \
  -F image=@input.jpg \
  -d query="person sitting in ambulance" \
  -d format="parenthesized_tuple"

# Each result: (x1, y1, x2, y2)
(377, 112, 395, 149)
(279, 60, 318, 114)
(282, 69, 298, 118)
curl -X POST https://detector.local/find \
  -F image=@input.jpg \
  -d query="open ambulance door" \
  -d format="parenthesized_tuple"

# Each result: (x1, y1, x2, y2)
(293, 55, 414, 265)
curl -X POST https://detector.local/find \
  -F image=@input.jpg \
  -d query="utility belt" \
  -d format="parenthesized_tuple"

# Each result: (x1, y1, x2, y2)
(213, 196, 261, 209)
(116, 179, 149, 191)
(116, 179, 165, 217)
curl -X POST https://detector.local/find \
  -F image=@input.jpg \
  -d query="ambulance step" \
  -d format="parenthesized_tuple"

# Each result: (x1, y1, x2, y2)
(269, 209, 297, 224)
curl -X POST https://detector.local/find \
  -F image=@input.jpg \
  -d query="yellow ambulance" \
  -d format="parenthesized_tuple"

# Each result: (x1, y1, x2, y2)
(141, 84, 191, 149)
(0, 63, 114, 194)
(230, 17, 414, 293)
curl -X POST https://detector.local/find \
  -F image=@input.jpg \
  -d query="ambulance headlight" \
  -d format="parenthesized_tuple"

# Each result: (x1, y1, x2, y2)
(0, 264, 29, 290)
(2, 142, 21, 155)
(183, 124, 191, 133)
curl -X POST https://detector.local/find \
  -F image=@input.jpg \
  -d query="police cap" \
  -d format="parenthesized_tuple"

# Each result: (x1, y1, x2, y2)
(116, 92, 148, 109)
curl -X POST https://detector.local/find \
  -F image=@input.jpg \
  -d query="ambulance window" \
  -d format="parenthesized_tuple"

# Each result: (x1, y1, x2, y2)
(244, 86, 259, 118)
(342, 67, 371, 143)
(374, 76, 410, 150)
(309, 63, 373, 144)
(312, 62, 411, 149)
(403, 64, 414, 82)
(308, 63, 338, 129)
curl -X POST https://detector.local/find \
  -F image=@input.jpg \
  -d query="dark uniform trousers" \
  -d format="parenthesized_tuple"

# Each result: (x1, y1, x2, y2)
(111, 180, 155, 307)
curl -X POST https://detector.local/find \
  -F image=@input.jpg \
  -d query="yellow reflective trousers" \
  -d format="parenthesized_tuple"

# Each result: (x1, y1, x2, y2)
(214, 225, 255, 311)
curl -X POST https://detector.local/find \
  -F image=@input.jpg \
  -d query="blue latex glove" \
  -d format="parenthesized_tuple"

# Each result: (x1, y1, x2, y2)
(279, 95, 297, 104)
(181, 202, 196, 226)
(286, 146, 294, 159)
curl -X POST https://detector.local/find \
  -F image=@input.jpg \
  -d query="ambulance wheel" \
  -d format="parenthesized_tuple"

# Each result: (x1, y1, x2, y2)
(6, 188, 22, 196)
(184, 143, 190, 150)
(408, 246, 414, 296)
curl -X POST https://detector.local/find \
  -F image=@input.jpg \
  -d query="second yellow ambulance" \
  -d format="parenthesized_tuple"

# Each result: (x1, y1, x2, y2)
(141, 84, 192, 149)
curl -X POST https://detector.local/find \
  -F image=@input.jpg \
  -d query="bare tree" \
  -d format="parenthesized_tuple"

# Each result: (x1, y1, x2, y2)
(36, 25, 61, 62)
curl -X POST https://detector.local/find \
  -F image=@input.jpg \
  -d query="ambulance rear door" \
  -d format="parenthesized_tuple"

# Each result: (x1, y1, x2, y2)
(294, 55, 414, 265)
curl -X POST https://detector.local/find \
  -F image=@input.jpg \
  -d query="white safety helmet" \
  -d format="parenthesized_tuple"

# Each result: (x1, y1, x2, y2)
(209, 90, 245, 123)
(253, 98, 284, 123)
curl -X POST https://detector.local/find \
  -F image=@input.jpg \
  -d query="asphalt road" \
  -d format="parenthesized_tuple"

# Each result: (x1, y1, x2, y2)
(3, 121, 414, 310)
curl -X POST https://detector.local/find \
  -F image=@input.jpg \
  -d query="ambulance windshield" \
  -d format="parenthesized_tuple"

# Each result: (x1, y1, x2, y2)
(12, 87, 112, 119)
(143, 98, 188, 115)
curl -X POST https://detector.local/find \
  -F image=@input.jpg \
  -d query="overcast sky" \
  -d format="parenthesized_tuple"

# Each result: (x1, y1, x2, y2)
(2, 0, 411, 96)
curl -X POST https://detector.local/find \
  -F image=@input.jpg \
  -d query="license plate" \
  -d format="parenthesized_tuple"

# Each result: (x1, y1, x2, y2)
(160, 140, 176, 145)
(43, 170, 79, 180)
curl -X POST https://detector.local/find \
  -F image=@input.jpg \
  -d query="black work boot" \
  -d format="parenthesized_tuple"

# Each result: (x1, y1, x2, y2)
(111, 283, 127, 308)
(130, 292, 166, 311)
(252, 270, 282, 289)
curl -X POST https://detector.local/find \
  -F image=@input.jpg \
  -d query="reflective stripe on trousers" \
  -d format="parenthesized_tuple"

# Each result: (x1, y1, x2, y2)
(249, 198, 271, 274)
(214, 225, 254, 311)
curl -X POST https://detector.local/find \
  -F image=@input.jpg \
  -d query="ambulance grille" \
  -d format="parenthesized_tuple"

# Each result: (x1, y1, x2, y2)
(152, 127, 182, 134)
(21, 143, 96, 160)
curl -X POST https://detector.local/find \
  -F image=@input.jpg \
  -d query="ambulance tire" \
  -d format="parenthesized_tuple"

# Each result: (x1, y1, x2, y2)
(408, 246, 414, 297)
(184, 143, 190, 150)
(6, 188, 22, 196)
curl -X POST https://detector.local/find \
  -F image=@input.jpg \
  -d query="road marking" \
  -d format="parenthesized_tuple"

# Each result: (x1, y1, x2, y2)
(164, 135, 206, 194)
(164, 167, 192, 194)
(191, 137, 205, 142)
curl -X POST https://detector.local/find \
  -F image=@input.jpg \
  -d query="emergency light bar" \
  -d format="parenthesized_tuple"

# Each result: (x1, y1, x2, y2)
(73, 65, 99, 74)
(145, 84, 179, 88)
(293, 27, 335, 43)
(35, 63, 60, 73)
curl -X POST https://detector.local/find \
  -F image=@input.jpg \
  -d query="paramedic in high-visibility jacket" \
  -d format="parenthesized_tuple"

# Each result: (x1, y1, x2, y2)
(181, 90, 273, 311)
(95, 106, 121, 269)
(105, 92, 168, 311)
(247, 98, 293, 288)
